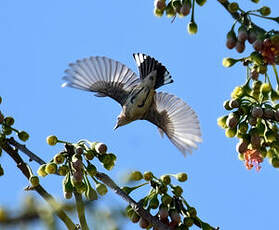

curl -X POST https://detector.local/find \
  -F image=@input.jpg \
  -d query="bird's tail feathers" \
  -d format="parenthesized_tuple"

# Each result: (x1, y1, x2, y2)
(133, 53, 173, 89)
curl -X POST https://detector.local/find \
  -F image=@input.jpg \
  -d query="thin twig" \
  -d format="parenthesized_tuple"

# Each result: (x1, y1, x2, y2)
(8, 137, 46, 165)
(74, 192, 89, 230)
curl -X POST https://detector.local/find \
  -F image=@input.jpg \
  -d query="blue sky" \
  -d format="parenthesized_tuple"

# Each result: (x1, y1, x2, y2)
(0, 0, 279, 229)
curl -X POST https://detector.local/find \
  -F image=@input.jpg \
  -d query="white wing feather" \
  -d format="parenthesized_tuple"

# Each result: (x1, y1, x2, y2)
(145, 92, 202, 155)
(62, 56, 139, 105)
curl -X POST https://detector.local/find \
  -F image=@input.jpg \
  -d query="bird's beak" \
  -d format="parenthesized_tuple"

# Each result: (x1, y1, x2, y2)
(113, 124, 119, 130)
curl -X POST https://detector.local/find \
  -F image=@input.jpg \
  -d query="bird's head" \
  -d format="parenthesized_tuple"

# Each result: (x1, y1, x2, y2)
(114, 114, 131, 130)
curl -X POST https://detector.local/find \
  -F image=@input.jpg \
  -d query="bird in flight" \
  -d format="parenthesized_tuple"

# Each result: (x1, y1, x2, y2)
(62, 53, 202, 155)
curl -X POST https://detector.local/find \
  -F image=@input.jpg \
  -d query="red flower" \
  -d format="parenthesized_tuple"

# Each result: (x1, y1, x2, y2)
(244, 149, 263, 171)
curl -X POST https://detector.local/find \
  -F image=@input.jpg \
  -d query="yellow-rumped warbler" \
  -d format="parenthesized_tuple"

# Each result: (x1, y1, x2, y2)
(62, 53, 202, 155)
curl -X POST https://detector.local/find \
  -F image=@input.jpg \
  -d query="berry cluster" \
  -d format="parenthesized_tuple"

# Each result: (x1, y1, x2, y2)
(219, 1, 279, 170)
(125, 171, 213, 230)
(218, 76, 279, 170)
(0, 96, 30, 178)
(224, 2, 279, 67)
(38, 137, 116, 200)
(226, 24, 279, 66)
(153, 0, 207, 35)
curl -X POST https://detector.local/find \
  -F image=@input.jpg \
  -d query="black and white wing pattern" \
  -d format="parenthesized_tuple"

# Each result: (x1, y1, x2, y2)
(144, 92, 202, 155)
(133, 53, 173, 89)
(62, 56, 140, 106)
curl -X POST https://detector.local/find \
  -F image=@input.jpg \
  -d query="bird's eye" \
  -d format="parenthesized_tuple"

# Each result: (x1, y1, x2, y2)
(150, 76, 154, 81)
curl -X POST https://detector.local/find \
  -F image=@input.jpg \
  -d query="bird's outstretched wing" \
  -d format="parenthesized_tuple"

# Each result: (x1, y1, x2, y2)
(144, 92, 202, 155)
(133, 53, 173, 89)
(62, 56, 140, 106)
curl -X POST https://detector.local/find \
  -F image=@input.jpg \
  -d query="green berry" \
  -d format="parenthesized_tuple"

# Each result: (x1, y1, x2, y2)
(238, 122, 248, 134)
(143, 171, 153, 181)
(217, 115, 228, 129)
(172, 0, 182, 12)
(37, 164, 48, 177)
(231, 86, 244, 99)
(149, 194, 159, 209)
(196, 0, 207, 6)
(173, 185, 183, 196)
(184, 217, 194, 227)
(57, 165, 69, 176)
(160, 174, 171, 184)
(129, 171, 143, 181)
(161, 194, 172, 205)
(4, 117, 14, 126)
(166, 3, 175, 17)
(18, 131, 29, 142)
(85, 186, 98, 201)
(63, 174, 74, 193)
(46, 135, 58, 146)
(228, 2, 239, 13)
(29, 176, 40, 187)
(225, 127, 237, 138)
(223, 100, 232, 110)
(187, 207, 197, 217)
(222, 57, 238, 67)
(103, 162, 114, 170)
(54, 153, 65, 164)
(187, 21, 198, 35)
(85, 150, 95, 160)
(238, 153, 244, 161)
(45, 162, 57, 174)
(154, 8, 164, 17)
(2, 126, 12, 135)
(259, 6, 271, 16)
(87, 164, 97, 177)
(176, 172, 188, 182)
(96, 183, 108, 196)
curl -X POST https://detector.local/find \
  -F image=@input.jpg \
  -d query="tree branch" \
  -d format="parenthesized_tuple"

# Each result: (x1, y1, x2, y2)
(8, 137, 46, 165)
(6, 138, 170, 230)
(217, 0, 266, 33)
(0, 212, 39, 225)
(0, 140, 77, 230)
